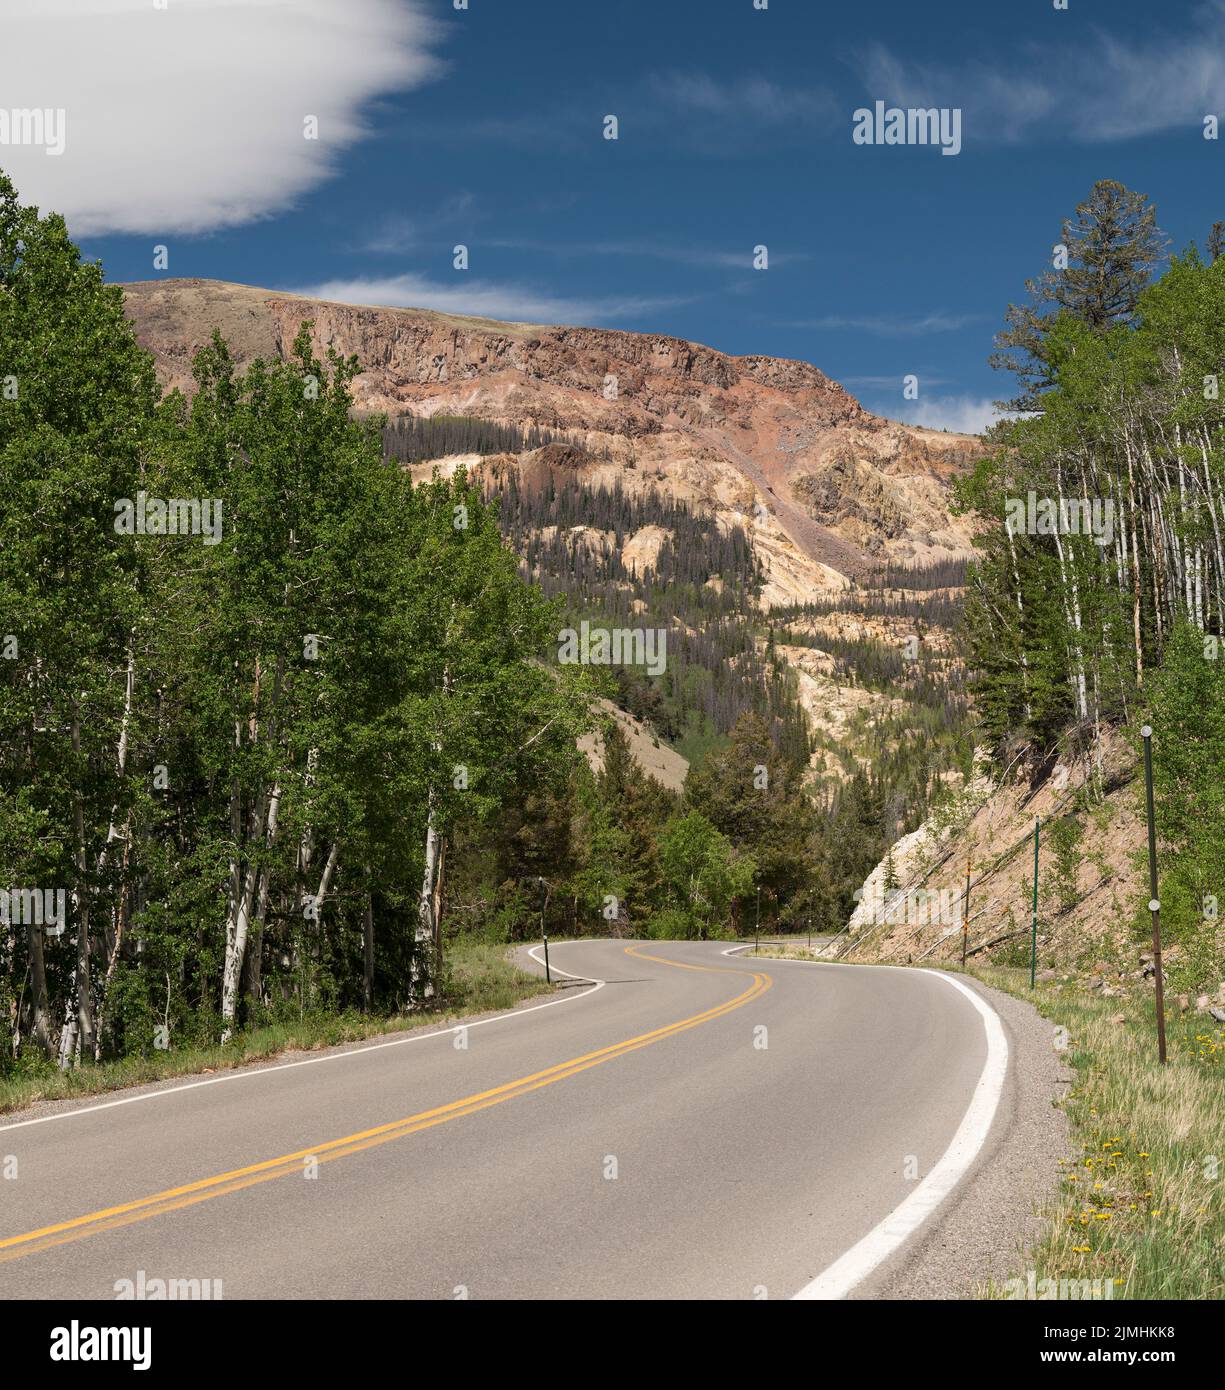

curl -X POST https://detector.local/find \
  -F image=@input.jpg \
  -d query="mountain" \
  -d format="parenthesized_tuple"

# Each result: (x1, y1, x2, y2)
(120, 278, 982, 606)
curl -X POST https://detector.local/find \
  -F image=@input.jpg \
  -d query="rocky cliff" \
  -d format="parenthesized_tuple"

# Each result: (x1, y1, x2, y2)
(120, 278, 982, 605)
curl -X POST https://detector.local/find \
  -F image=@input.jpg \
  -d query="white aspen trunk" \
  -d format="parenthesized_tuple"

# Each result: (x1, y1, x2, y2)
(1091, 666, 1104, 794)
(223, 714, 243, 995)
(432, 838, 446, 957)
(414, 660, 452, 1004)
(1004, 523, 1032, 721)
(96, 642, 135, 888)
(1198, 428, 1225, 627)
(1113, 494, 1126, 596)
(220, 861, 258, 1041)
(70, 712, 96, 1060)
(1052, 469, 1089, 722)
(297, 746, 319, 914)
(25, 921, 52, 1057)
(1151, 488, 1170, 645)
(221, 783, 280, 1040)
(221, 783, 253, 1039)
(414, 789, 440, 1004)
(1195, 547, 1205, 630)
(313, 841, 339, 915)
(246, 853, 278, 1011)
(1127, 448, 1144, 687)
(56, 985, 78, 1071)
(90, 644, 136, 1054)
(1183, 537, 1193, 618)
(93, 809, 134, 1061)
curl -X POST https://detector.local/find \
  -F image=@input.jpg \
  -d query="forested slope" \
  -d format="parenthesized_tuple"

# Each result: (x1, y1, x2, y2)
(1, 171, 973, 1080)
(846, 181, 1225, 1005)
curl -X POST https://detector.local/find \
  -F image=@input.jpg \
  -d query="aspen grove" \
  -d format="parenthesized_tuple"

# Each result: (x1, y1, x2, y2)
(0, 174, 591, 1066)
(963, 183, 1225, 992)
(964, 246, 1225, 760)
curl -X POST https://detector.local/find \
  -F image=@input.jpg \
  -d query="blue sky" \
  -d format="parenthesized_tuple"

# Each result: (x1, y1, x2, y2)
(6, 0, 1225, 432)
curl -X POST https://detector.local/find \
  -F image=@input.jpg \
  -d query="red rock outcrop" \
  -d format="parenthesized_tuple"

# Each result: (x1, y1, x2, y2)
(121, 277, 983, 599)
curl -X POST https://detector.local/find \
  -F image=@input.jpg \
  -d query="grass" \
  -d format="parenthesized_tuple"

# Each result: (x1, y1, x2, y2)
(749, 938, 841, 962)
(972, 965, 1225, 1300)
(0, 939, 551, 1118)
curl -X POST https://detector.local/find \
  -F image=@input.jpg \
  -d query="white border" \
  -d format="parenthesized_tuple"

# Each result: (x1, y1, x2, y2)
(0, 944, 603, 1134)
(724, 946, 1009, 1300)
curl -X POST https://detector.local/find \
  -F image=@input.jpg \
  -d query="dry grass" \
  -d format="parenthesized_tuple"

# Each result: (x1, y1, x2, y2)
(976, 966, 1225, 1300)
(750, 941, 841, 962)
(754, 943, 1225, 1299)
(0, 940, 550, 1117)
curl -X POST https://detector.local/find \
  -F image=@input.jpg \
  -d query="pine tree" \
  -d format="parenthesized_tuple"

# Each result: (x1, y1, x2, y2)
(684, 711, 814, 923)
(991, 179, 1166, 412)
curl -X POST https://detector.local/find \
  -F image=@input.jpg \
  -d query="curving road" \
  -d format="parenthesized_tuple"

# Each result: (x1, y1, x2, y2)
(0, 940, 1007, 1300)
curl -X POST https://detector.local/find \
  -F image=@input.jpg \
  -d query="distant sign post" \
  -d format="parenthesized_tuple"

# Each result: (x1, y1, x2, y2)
(1141, 726, 1168, 1065)
(538, 876, 552, 984)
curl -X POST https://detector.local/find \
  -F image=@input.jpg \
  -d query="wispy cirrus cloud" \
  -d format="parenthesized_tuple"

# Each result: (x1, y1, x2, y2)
(857, 1, 1225, 145)
(842, 373, 956, 390)
(358, 193, 478, 254)
(292, 272, 692, 326)
(404, 70, 835, 155)
(790, 311, 980, 337)
(1, 0, 444, 236)
(488, 237, 809, 270)
(650, 72, 836, 127)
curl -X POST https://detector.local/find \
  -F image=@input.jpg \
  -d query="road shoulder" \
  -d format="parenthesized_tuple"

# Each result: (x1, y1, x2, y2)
(854, 972, 1072, 1299)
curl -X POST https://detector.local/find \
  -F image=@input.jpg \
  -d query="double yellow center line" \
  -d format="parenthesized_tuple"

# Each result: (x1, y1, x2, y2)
(0, 945, 770, 1263)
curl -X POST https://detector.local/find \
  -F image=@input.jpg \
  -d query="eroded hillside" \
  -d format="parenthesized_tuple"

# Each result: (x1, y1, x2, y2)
(121, 278, 981, 601)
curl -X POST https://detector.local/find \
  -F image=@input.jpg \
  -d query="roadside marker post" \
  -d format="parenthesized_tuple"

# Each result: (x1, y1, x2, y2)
(961, 858, 972, 970)
(538, 875, 551, 984)
(755, 886, 761, 956)
(1030, 816, 1040, 989)
(1141, 725, 1168, 1065)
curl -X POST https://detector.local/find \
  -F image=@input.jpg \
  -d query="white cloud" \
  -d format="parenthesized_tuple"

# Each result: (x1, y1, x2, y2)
(858, 1, 1225, 144)
(358, 193, 477, 254)
(488, 237, 809, 270)
(842, 373, 955, 389)
(794, 311, 978, 337)
(652, 72, 835, 126)
(894, 394, 1016, 436)
(295, 273, 690, 326)
(0, 0, 442, 236)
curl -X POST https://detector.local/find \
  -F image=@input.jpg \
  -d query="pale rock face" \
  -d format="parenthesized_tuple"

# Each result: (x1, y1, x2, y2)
(621, 525, 671, 577)
(847, 821, 941, 936)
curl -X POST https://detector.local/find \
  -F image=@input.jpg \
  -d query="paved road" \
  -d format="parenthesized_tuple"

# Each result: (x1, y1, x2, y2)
(0, 940, 1004, 1300)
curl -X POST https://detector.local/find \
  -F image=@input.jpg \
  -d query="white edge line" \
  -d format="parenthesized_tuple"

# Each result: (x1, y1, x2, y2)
(722, 947, 1009, 1301)
(0, 944, 605, 1134)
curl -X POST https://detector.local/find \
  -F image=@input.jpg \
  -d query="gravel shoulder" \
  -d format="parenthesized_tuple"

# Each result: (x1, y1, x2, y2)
(855, 970, 1072, 1299)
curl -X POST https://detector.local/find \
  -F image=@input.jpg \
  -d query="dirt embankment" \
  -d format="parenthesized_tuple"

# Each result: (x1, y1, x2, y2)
(841, 732, 1147, 982)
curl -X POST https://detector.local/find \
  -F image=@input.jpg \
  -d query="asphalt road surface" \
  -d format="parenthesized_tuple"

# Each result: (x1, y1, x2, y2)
(0, 940, 1007, 1300)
